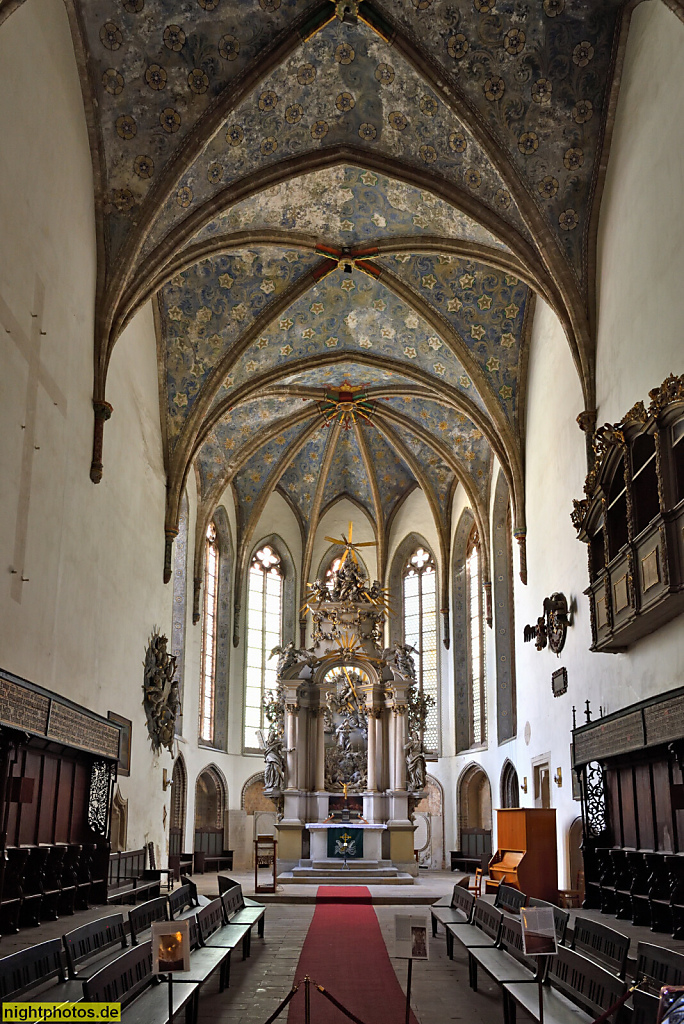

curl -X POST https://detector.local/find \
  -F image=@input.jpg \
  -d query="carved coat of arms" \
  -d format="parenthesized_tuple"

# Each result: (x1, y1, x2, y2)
(143, 630, 179, 754)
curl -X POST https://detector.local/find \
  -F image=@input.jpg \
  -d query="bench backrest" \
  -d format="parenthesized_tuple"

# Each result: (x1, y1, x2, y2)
(169, 829, 183, 858)
(451, 886, 475, 921)
(548, 946, 626, 1020)
(632, 990, 659, 1024)
(221, 884, 246, 919)
(460, 828, 492, 859)
(0, 938, 66, 1000)
(494, 884, 527, 915)
(129, 896, 168, 943)
(168, 883, 196, 920)
(108, 848, 146, 887)
(528, 897, 569, 945)
(187, 915, 200, 951)
(194, 828, 226, 856)
(198, 899, 226, 942)
(473, 899, 502, 942)
(83, 940, 153, 1007)
(218, 875, 240, 895)
(63, 914, 127, 975)
(636, 941, 684, 992)
(498, 917, 538, 977)
(571, 915, 630, 977)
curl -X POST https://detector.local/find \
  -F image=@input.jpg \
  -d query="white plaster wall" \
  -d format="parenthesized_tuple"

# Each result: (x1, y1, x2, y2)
(596, 1, 684, 419)
(0, 0, 172, 855)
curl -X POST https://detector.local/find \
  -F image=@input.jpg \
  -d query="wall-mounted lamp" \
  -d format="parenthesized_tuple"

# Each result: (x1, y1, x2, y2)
(554, 767, 563, 788)
(521, 777, 528, 794)
(162, 769, 174, 792)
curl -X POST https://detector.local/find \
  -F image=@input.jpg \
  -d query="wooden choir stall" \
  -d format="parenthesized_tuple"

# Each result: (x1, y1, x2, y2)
(488, 808, 558, 902)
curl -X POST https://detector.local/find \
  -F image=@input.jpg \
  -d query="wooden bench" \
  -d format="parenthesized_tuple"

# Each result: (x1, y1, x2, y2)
(83, 940, 198, 1024)
(469, 915, 540, 995)
(504, 945, 626, 1024)
(571, 915, 630, 977)
(193, 829, 233, 875)
(63, 913, 128, 980)
(169, 829, 193, 882)
(632, 941, 684, 1024)
(494, 883, 527, 915)
(218, 880, 265, 940)
(451, 828, 492, 873)
(165, 912, 233, 995)
(431, 883, 475, 937)
(129, 895, 169, 944)
(108, 849, 162, 905)
(197, 898, 251, 962)
(169, 883, 199, 921)
(445, 898, 502, 961)
(0, 936, 84, 1004)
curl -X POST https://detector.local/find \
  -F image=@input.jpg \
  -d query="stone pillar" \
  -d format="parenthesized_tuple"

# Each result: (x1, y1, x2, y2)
(296, 706, 308, 791)
(315, 708, 326, 791)
(388, 706, 396, 790)
(366, 708, 377, 792)
(394, 705, 408, 791)
(285, 702, 298, 790)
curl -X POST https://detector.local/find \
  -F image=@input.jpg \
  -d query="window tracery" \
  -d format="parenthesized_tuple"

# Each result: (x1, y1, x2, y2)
(199, 521, 219, 744)
(245, 544, 283, 749)
(403, 546, 438, 753)
(467, 528, 487, 746)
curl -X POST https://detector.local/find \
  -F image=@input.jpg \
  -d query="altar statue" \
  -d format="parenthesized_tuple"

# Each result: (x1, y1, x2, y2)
(405, 730, 427, 792)
(264, 728, 285, 791)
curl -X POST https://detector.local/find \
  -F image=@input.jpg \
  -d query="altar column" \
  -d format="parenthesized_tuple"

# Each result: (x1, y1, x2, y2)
(388, 705, 396, 790)
(366, 708, 377, 792)
(315, 708, 326, 791)
(394, 705, 407, 791)
(285, 701, 298, 790)
(296, 705, 308, 791)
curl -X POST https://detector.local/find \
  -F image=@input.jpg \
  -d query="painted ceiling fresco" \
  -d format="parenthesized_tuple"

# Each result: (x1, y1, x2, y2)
(382, 0, 626, 283)
(142, 15, 530, 258)
(187, 165, 511, 252)
(38, 0, 642, 572)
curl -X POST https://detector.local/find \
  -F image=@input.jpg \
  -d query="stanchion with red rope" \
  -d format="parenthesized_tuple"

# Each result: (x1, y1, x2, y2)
(589, 979, 645, 1024)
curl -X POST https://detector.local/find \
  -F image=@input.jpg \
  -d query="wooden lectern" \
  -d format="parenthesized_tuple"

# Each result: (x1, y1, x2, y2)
(488, 809, 558, 902)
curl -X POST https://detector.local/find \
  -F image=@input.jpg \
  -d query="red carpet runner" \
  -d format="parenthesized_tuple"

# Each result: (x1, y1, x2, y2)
(288, 886, 419, 1024)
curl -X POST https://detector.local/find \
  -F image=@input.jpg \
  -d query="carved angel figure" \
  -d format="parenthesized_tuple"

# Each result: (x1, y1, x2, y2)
(270, 641, 316, 678)
(142, 630, 179, 755)
(382, 641, 417, 682)
(263, 727, 285, 792)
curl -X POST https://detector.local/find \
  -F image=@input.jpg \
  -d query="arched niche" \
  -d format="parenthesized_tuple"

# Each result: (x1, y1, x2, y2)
(458, 763, 492, 837)
(194, 764, 228, 830)
(170, 755, 187, 834)
(452, 508, 476, 753)
(500, 759, 520, 808)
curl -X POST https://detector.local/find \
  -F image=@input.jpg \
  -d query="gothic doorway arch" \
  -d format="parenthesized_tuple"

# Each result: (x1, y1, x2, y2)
(194, 765, 227, 829)
(500, 760, 520, 808)
(458, 763, 492, 837)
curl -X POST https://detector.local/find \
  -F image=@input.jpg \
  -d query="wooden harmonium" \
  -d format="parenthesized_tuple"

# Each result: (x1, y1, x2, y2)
(488, 850, 524, 885)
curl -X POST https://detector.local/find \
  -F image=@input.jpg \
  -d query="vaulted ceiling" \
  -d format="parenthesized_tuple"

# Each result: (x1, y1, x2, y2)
(2, 0, 654, 615)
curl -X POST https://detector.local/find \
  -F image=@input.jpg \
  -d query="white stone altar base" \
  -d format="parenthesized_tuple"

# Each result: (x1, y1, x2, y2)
(306, 822, 386, 862)
(278, 822, 414, 885)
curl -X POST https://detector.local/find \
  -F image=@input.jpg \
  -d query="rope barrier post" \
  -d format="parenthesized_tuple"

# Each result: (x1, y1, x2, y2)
(304, 975, 311, 1024)
(405, 958, 413, 1024)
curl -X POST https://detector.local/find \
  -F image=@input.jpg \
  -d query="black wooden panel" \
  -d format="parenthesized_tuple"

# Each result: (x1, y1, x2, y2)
(620, 766, 638, 848)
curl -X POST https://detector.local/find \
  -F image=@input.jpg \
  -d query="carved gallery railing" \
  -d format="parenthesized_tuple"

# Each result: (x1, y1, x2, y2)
(571, 373, 684, 652)
(0, 666, 120, 933)
(572, 685, 684, 936)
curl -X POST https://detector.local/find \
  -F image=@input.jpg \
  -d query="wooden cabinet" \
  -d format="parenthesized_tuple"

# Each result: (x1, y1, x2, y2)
(489, 808, 558, 902)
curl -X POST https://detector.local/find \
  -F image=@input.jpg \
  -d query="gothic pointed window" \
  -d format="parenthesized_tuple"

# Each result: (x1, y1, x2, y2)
(245, 544, 283, 750)
(403, 546, 439, 753)
(200, 521, 219, 744)
(467, 528, 487, 746)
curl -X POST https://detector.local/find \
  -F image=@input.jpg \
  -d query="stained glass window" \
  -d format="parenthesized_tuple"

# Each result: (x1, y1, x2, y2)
(402, 547, 439, 752)
(199, 521, 219, 744)
(467, 528, 486, 746)
(245, 544, 283, 749)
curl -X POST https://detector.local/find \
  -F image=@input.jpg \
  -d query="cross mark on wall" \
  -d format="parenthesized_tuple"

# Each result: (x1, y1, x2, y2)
(0, 277, 67, 604)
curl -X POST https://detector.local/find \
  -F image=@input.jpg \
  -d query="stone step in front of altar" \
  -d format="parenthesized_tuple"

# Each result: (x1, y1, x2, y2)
(279, 858, 414, 884)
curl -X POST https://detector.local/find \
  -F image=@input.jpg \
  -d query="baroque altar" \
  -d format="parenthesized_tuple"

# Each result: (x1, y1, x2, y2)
(261, 533, 430, 883)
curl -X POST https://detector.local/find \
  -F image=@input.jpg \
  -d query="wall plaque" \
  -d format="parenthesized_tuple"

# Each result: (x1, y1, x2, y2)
(644, 694, 684, 746)
(613, 574, 629, 613)
(0, 678, 49, 734)
(573, 710, 645, 765)
(552, 667, 568, 698)
(641, 548, 660, 592)
(49, 702, 120, 760)
(596, 594, 607, 629)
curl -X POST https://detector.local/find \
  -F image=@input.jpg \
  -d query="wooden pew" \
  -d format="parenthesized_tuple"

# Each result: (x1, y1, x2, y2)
(83, 940, 198, 1024)
(570, 916, 630, 978)
(431, 883, 475, 937)
(197, 898, 251, 962)
(129, 896, 168, 944)
(450, 828, 492, 873)
(503, 946, 626, 1024)
(169, 913, 233, 993)
(0, 936, 84, 1004)
(493, 884, 528, 915)
(108, 848, 162, 905)
(193, 828, 233, 875)
(469, 915, 541, 995)
(168, 883, 199, 921)
(63, 913, 128, 980)
(632, 942, 684, 1024)
(219, 881, 265, 940)
(445, 899, 502, 961)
